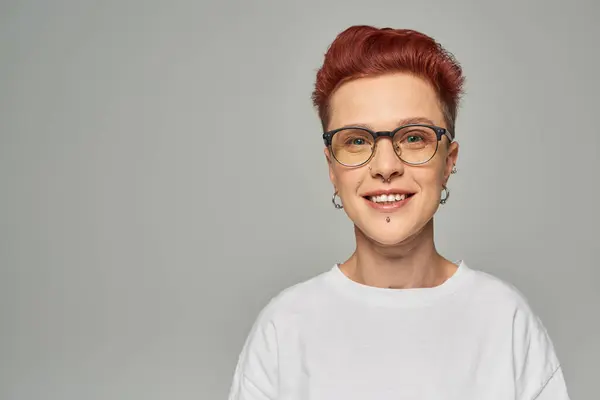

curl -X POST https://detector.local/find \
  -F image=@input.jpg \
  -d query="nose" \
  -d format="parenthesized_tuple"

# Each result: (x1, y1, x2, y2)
(368, 138, 405, 182)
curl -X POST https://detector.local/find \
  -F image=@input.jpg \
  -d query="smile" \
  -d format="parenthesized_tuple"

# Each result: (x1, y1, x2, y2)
(362, 192, 415, 211)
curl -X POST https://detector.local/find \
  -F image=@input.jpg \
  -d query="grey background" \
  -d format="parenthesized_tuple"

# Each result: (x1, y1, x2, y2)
(1, 0, 598, 398)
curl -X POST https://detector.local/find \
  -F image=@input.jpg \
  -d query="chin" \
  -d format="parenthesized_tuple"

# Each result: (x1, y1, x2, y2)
(345, 196, 436, 246)
(350, 209, 434, 247)
(355, 218, 421, 246)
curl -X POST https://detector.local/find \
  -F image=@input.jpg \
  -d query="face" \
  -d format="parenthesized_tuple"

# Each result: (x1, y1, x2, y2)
(325, 73, 459, 246)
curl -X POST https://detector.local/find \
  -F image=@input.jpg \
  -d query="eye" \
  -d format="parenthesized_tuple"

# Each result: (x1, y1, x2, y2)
(333, 128, 373, 149)
(348, 138, 366, 146)
(395, 128, 435, 146)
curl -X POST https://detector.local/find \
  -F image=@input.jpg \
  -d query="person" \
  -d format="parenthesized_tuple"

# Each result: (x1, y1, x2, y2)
(227, 25, 570, 399)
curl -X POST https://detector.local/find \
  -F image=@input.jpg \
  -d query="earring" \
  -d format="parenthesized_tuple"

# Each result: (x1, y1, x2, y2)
(332, 190, 343, 209)
(451, 166, 457, 174)
(440, 185, 450, 205)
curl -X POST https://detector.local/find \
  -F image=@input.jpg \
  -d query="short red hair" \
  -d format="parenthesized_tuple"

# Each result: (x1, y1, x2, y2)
(312, 25, 465, 136)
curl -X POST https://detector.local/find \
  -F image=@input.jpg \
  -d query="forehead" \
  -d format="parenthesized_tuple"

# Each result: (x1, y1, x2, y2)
(328, 73, 445, 130)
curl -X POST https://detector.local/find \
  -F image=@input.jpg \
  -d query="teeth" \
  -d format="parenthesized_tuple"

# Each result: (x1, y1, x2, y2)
(369, 194, 408, 203)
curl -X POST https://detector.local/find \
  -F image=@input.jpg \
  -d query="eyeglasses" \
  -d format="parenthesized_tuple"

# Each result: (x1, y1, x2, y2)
(322, 124, 453, 167)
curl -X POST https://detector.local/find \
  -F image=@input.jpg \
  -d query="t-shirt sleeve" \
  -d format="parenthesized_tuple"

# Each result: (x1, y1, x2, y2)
(228, 305, 280, 400)
(533, 366, 570, 400)
(512, 303, 570, 400)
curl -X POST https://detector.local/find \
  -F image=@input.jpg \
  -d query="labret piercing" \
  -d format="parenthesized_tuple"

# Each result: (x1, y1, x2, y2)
(386, 217, 391, 223)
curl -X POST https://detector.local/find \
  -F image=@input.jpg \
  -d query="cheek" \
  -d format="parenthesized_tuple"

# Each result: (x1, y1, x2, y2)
(411, 171, 444, 221)
(415, 157, 446, 185)
(333, 167, 365, 194)
(412, 168, 445, 199)
(421, 172, 443, 187)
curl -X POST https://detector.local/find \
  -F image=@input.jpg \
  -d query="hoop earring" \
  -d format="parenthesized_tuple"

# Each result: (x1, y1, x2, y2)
(332, 191, 343, 209)
(440, 185, 450, 205)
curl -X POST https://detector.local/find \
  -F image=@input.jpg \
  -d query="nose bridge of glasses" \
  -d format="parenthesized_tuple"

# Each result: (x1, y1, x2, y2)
(372, 130, 399, 154)
(373, 130, 395, 139)
(370, 133, 403, 169)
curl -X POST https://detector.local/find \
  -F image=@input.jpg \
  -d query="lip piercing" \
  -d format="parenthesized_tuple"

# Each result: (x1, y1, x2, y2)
(386, 217, 390, 223)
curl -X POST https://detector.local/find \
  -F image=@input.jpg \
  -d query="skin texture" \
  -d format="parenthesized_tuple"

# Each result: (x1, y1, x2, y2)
(325, 73, 460, 289)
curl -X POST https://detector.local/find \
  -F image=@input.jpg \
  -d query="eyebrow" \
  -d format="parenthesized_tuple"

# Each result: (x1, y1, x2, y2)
(337, 117, 437, 130)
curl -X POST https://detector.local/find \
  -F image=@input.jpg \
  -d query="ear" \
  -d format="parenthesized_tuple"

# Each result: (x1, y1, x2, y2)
(324, 147, 337, 189)
(443, 141, 459, 183)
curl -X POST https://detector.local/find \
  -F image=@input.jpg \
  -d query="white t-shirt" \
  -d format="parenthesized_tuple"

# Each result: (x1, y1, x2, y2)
(228, 261, 570, 399)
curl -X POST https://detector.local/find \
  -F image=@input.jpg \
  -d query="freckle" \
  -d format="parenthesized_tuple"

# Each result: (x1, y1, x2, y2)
(386, 217, 390, 223)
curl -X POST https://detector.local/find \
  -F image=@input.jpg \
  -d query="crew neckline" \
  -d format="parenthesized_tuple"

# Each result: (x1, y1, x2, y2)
(325, 260, 473, 308)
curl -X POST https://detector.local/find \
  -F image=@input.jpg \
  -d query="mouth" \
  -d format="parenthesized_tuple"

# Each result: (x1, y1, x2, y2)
(362, 192, 415, 211)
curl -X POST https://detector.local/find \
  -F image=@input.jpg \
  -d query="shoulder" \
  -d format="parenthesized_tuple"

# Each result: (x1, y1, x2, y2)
(252, 267, 334, 327)
(228, 271, 333, 400)
(462, 262, 553, 332)
(230, 267, 333, 384)
(462, 262, 563, 397)
(462, 262, 540, 314)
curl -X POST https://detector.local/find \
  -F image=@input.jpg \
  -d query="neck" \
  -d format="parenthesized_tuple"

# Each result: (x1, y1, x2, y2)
(340, 219, 457, 289)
